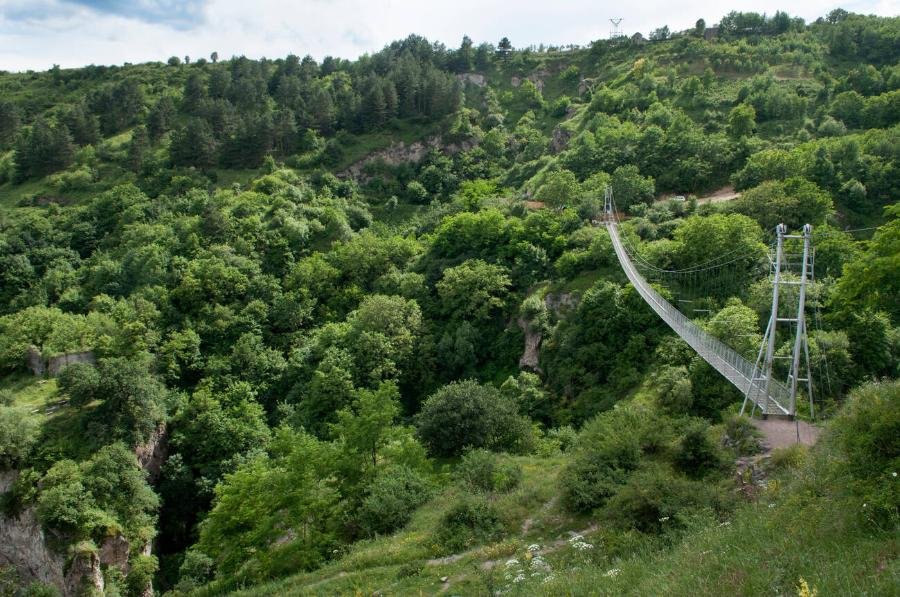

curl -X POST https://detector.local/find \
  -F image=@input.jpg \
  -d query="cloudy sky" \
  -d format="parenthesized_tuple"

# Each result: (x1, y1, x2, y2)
(0, 0, 896, 72)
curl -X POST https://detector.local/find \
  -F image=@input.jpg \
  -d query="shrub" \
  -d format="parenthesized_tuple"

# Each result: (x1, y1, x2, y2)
(356, 466, 433, 537)
(56, 362, 100, 407)
(603, 464, 717, 533)
(825, 380, 899, 527)
(416, 380, 533, 457)
(434, 496, 504, 553)
(674, 422, 726, 479)
(560, 404, 662, 513)
(125, 554, 158, 597)
(0, 406, 39, 468)
(722, 415, 763, 456)
(455, 449, 522, 493)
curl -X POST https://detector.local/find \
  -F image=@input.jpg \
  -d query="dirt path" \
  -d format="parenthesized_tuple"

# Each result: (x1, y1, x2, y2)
(751, 418, 821, 450)
(697, 185, 740, 204)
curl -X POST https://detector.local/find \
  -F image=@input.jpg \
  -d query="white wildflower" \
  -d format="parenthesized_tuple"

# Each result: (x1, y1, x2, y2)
(604, 568, 621, 578)
(571, 540, 594, 551)
(768, 503, 776, 508)
(659, 516, 670, 522)
(569, 534, 584, 543)
(505, 558, 520, 567)
(892, 472, 897, 478)
(527, 543, 541, 553)
(513, 573, 526, 583)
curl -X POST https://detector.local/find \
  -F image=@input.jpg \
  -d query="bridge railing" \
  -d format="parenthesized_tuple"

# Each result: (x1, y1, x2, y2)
(606, 221, 789, 415)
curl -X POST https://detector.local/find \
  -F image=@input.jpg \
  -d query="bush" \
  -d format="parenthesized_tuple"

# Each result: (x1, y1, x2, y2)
(825, 380, 899, 528)
(603, 464, 718, 534)
(0, 406, 39, 468)
(722, 415, 763, 456)
(560, 404, 662, 513)
(416, 380, 533, 457)
(356, 466, 433, 537)
(434, 496, 504, 553)
(56, 362, 100, 407)
(455, 449, 522, 493)
(674, 422, 726, 479)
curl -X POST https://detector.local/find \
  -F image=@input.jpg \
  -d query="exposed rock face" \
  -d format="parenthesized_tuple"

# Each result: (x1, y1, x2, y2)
(26, 347, 95, 377)
(0, 472, 66, 594)
(65, 550, 104, 597)
(341, 135, 477, 181)
(517, 292, 580, 372)
(47, 351, 95, 377)
(99, 534, 130, 572)
(456, 73, 486, 87)
(517, 316, 542, 372)
(135, 423, 168, 483)
(26, 346, 45, 376)
(549, 126, 572, 153)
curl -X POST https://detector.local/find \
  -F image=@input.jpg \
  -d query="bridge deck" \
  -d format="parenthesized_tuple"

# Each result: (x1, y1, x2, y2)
(606, 222, 789, 416)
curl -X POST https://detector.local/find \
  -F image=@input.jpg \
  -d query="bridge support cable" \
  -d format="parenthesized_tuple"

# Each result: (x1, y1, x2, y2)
(602, 188, 813, 418)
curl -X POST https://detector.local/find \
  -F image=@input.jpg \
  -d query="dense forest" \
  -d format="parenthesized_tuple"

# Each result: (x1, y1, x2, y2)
(0, 8, 898, 596)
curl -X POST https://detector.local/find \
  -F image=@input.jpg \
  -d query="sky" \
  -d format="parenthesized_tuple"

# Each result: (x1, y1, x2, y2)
(0, 0, 897, 72)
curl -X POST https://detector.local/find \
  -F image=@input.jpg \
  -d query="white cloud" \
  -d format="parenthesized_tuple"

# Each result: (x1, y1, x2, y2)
(0, 0, 897, 71)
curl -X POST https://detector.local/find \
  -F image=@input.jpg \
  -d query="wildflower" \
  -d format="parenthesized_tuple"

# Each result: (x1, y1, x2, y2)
(768, 503, 776, 508)
(892, 472, 897, 477)
(569, 534, 584, 542)
(505, 558, 520, 567)
(513, 573, 526, 583)
(603, 568, 620, 578)
(527, 543, 541, 553)
(571, 540, 594, 551)
(542, 574, 556, 584)
(659, 516, 670, 522)
(718, 521, 731, 527)
(862, 503, 867, 508)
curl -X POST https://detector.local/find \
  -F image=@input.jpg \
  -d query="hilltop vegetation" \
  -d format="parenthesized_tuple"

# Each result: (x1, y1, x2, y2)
(0, 8, 898, 597)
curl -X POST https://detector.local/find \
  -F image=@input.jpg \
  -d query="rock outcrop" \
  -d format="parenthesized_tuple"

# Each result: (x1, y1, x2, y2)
(135, 423, 168, 483)
(0, 472, 66, 594)
(341, 135, 477, 181)
(456, 73, 486, 87)
(64, 549, 104, 597)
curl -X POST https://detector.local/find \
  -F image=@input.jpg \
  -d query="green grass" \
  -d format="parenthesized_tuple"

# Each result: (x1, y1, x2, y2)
(218, 454, 587, 596)
(222, 448, 898, 597)
(0, 373, 59, 414)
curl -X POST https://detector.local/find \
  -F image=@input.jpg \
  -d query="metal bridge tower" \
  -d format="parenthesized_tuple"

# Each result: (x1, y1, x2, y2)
(742, 224, 814, 420)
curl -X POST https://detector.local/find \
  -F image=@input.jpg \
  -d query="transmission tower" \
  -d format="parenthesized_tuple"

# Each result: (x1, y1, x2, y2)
(609, 18, 623, 39)
(742, 224, 814, 420)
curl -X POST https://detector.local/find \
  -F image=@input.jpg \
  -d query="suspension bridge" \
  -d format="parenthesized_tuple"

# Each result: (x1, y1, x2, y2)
(601, 190, 814, 420)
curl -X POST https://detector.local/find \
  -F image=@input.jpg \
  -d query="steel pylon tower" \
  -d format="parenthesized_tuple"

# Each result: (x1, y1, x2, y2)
(742, 223, 814, 420)
(609, 18, 623, 39)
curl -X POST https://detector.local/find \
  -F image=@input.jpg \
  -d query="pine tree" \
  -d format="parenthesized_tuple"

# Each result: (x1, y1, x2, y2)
(170, 119, 218, 169)
(0, 100, 20, 148)
(128, 125, 149, 172)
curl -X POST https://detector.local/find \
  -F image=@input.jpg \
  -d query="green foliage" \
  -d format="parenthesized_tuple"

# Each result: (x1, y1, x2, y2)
(732, 177, 833, 231)
(722, 415, 763, 456)
(0, 405, 39, 468)
(560, 404, 661, 513)
(356, 465, 432, 537)
(824, 380, 899, 528)
(416, 380, 532, 457)
(673, 422, 726, 479)
(434, 496, 504, 553)
(455, 449, 522, 493)
(602, 463, 720, 533)
(196, 429, 342, 581)
(36, 443, 158, 542)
